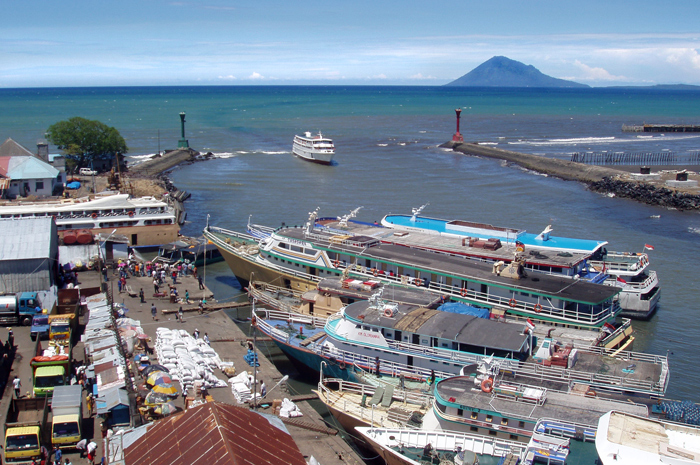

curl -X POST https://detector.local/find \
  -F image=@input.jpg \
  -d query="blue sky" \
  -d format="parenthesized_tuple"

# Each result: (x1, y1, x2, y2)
(2, 0, 700, 87)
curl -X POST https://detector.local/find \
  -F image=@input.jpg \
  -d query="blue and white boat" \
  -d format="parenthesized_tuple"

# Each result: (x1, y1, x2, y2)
(381, 207, 660, 319)
(252, 294, 669, 397)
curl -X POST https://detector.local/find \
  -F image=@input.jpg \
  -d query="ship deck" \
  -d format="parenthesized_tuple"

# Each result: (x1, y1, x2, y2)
(436, 376, 648, 427)
(280, 226, 619, 304)
(317, 278, 444, 307)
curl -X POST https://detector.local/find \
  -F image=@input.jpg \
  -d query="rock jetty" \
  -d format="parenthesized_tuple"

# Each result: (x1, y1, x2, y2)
(444, 141, 700, 211)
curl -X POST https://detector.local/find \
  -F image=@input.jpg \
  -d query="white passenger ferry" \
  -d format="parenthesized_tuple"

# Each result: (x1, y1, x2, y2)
(0, 193, 179, 247)
(292, 131, 335, 165)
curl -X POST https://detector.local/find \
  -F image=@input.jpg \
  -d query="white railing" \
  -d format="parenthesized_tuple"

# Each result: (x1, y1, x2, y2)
(255, 310, 667, 397)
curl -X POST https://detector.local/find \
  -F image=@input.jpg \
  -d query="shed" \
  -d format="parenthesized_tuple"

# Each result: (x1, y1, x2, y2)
(123, 402, 308, 465)
(0, 217, 58, 293)
(96, 386, 131, 426)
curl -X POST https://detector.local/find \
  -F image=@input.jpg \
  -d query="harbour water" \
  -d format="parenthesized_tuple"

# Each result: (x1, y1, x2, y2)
(2, 86, 700, 404)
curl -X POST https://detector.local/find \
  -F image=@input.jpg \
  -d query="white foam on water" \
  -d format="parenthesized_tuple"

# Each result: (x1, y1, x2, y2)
(477, 142, 498, 146)
(259, 150, 289, 155)
(508, 136, 616, 146)
(689, 227, 700, 236)
(376, 143, 388, 147)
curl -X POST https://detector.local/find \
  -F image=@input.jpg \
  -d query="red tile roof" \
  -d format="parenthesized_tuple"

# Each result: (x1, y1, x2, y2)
(124, 402, 308, 465)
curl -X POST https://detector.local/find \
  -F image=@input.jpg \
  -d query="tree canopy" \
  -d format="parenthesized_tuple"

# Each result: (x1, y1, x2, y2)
(46, 117, 128, 169)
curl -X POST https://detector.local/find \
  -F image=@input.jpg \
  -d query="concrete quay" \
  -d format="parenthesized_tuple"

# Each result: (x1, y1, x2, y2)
(1, 269, 365, 465)
(101, 269, 366, 465)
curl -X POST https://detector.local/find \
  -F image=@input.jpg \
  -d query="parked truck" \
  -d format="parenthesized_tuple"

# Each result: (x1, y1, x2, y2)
(0, 292, 41, 326)
(50, 385, 82, 449)
(3, 396, 50, 464)
(30, 312, 50, 342)
(31, 340, 72, 397)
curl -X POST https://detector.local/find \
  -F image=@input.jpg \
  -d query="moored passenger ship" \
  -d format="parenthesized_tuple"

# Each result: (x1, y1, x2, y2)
(0, 193, 179, 247)
(205, 208, 624, 331)
(381, 209, 660, 319)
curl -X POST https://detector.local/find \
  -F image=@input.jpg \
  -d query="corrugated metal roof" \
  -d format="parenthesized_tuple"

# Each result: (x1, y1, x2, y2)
(1, 155, 60, 179)
(0, 217, 55, 260)
(96, 386, 130, 414)
(0, 138, 35, 158)
(124, 402, 307, 465)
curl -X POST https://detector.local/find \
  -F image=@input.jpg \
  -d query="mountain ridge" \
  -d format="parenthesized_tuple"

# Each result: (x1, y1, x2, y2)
(445, 56, 588, 88)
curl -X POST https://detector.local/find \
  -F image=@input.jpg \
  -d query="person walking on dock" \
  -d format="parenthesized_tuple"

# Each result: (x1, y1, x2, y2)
(178, 307, 184, 323)
(151, 304, 157, 321)
(203, 333, 210, 345)
(198, 275, 204, 290)
(12, 376, 21, 398)
(139, 288, 145, 303)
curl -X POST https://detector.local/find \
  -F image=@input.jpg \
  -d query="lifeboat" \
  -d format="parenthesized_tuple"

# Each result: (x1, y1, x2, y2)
(63, 230, 78, 245)
(76, 229, 93, 244)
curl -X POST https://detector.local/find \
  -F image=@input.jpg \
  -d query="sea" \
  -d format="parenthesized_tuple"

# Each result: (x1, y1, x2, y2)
(2, 85, 700, 407)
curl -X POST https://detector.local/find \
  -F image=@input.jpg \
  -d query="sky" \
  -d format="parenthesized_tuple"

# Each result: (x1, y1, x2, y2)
(2, 0, 700, 88)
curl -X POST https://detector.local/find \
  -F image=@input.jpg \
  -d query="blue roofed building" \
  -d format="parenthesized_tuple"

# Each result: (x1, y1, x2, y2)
(0, 138, 65, 198)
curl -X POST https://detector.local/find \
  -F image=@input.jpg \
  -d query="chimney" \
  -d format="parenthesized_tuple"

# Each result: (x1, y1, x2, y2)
(37, 142, 49, 162)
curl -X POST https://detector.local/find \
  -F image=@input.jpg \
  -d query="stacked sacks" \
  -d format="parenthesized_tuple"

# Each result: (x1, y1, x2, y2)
(279, 398, 303, 418)
(154, 328, 229, 395)
(228, 371, 254, 404)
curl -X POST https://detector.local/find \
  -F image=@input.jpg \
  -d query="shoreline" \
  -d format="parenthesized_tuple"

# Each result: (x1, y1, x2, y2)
(444, 141, 700, 211)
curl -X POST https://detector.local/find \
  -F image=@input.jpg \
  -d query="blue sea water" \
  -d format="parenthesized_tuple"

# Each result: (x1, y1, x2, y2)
(2, 86, 700, 405)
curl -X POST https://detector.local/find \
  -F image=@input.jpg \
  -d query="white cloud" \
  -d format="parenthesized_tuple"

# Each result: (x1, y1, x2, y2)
(248, 72, 264, 80)
(373, 74, 387, 79)
(217, 75, 236, 80)
(409, 73, 437, 80)
(572, 60, 627, 82)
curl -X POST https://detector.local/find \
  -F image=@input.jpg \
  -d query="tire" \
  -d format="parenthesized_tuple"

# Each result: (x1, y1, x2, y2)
(31, 334, 37, 341)
(21, 316, 32, 326)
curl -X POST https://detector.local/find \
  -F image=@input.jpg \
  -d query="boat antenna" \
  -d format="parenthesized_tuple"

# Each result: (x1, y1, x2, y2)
(410, 203, 429, 222)
(305, 207, 320, 235)
(337, 206, 363, 228)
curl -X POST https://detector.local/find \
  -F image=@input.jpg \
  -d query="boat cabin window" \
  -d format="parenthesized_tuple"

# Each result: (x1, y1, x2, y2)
(488, 430, 498, 436)
(470, 426, 479, 432)
(470, 412, 478, 420)
(457, 408, 463, 416)
(384, 332, 392, 338)
(486, 415, 493, 423)
(501, 418, 508, 426)
(279, 243, 288, 249)
(518, 421, 525, 428)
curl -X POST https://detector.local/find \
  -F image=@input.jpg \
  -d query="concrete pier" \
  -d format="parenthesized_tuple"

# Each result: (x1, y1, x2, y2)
(443, 141, 627, 182)
(0, 270, 365, 465)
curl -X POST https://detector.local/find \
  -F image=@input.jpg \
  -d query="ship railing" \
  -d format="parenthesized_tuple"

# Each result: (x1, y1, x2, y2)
(341, 265, 617, 328)
(372, 427, 529, 459)
(320, 377, 431, 408)
(318, 344, 454, 381)
(534, 417, 597, 440)
(248, 283, 304, 313)
(424, 280, 617, 328)
(604, 270, 658, 290)
(510, 360, 666, 396)
(590, 252, 649, 274)
(580, 343, 668, 365)
(255, 309, 327, 329)
(205, 226, 258, 244)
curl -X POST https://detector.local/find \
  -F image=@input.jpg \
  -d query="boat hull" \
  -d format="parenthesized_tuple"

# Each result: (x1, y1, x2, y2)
(292, 148, 333, 165)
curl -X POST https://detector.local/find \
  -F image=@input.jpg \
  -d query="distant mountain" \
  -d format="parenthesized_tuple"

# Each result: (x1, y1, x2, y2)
(446, 56, 589, 88)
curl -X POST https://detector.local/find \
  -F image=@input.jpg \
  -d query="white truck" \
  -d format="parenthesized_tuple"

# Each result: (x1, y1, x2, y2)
(50, 385, 83, 449)
(78, 168, 97, 176)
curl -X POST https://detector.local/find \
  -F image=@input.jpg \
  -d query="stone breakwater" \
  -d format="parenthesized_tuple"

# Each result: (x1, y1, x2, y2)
(444, 141, 700, 211)
(589, 178, 700, 210)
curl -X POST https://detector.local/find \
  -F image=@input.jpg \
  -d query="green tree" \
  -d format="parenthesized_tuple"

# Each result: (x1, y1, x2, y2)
(46, 117, 128, 169)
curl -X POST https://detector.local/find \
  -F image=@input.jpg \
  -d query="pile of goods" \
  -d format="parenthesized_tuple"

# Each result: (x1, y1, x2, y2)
(154, 328, 232, 394)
